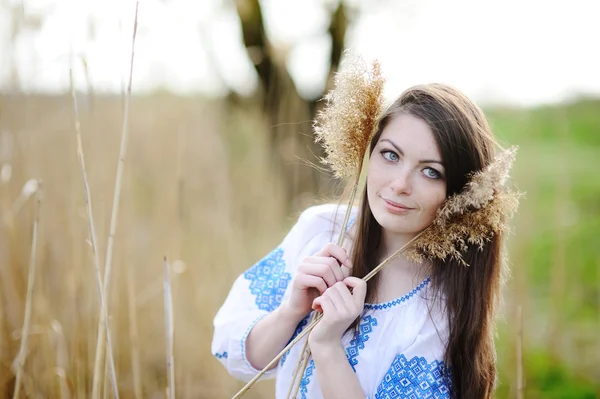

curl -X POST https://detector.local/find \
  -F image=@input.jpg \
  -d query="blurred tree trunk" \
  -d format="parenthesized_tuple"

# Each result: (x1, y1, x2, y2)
(233, 0, 348, 207)
(1, 1, 45, 92)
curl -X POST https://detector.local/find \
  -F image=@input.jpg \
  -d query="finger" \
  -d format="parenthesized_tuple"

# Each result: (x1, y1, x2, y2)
(317, 295, 337, 315)
(315, 243, 352, 270)
(344, 277, 367, 306)
(339, 260, 352, 280)
(334, 282, 362, 315)
(312, 297, 323, 313)
(295, 274, 327, 294)
(324, 285, 348, 313)
(325, 243, 353, 278)
(314, 244, 352, 280)
(298, 262, 337, 287)
(321, 257, 345, 282)
(333, 281, 355, 305)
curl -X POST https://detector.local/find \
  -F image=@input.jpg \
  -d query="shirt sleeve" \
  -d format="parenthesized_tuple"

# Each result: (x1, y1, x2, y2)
(211, 206, 325, 382)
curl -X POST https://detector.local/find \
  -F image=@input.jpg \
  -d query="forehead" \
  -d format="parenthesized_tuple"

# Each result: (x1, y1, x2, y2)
(378, 113, 441, 159)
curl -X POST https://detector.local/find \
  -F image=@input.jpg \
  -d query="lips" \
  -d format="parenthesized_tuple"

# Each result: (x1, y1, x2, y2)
(383, 198, 414, 214)
(383, 199, 413, 210)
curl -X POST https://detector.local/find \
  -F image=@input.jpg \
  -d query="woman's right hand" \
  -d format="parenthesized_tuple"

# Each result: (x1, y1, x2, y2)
(281, 243, 353, 319)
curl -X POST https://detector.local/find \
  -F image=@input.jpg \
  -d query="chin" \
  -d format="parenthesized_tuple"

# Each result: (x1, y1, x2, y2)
(375, 207, 435, 237)
(372, 207, 414, 235)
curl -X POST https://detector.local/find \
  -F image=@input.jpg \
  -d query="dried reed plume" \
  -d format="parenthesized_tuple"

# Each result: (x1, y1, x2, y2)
(313, 52, 385, 180)
(404, 146, 521, 266)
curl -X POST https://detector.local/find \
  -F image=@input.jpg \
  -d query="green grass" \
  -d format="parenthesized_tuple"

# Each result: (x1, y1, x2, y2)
(489, 98, 600, 397)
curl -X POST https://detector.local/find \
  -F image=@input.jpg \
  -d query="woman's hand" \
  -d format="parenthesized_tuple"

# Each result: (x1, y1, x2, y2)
(281, 243, 352, 320)
(308, 277, 367, 348)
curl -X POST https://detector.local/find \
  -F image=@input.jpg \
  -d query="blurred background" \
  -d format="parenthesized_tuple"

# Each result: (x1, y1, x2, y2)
(0, 0, 599, 398)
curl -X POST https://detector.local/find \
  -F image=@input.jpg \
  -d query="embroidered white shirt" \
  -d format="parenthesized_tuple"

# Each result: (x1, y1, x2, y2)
(212, 204, 452, 399)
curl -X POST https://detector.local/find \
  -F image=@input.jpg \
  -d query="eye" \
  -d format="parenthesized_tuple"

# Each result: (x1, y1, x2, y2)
(381, 150, 399, 162)
(423, 167, 442, 179)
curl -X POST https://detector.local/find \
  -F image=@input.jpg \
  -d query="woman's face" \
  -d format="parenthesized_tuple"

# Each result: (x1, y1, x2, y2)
(367, 113, 447, 238)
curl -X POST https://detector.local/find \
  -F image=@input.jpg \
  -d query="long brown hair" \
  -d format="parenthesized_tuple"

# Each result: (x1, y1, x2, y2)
(348, 83, 505, 398)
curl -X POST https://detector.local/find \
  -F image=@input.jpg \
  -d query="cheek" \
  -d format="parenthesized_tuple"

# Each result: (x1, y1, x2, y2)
(366, 163, 383, 195)
(422, 186, 446, 217)
(366, 177, 378, 208)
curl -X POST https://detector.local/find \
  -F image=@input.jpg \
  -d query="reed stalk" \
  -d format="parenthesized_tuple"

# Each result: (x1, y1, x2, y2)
(69, 68, 118, 399)
(126, 263, 143, 399)
(164, 257, 175, 399)
(12, 183, 41, 399)
(91, 3, 139, 398)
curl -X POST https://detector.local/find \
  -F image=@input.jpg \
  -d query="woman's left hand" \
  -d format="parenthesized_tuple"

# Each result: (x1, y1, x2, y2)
(308, 277, 367, 348)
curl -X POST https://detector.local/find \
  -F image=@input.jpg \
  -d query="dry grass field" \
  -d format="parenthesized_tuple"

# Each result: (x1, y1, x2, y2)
(0, 93, 599, 398)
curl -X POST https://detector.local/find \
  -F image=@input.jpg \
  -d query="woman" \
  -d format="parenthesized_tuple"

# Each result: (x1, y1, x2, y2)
(212, 83, 508, 399)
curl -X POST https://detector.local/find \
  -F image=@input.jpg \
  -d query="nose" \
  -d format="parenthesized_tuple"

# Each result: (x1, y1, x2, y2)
(390, 169, 412, 195)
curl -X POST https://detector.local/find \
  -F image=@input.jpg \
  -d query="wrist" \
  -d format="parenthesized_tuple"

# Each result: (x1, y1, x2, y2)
(308, 338, 345, 362)
(278, 301, 308, 324)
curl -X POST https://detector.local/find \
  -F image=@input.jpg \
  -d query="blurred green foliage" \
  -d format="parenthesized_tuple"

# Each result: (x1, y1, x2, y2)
(486, 99, 600, 397)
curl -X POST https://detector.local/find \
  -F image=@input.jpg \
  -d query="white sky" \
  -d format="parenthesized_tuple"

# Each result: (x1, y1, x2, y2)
(0, 0, 599, 106)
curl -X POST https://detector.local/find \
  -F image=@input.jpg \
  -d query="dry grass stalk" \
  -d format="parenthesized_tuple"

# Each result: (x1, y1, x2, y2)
(126, 263, 143, 399)
(164, 257, 175, 399)
(50, 367, 70, 399)
(285, 346, 308, 399)
(289, 53, 385, 397)
(0, 183, 26, 348)
(237, 146, 521, 398)
(92, 3, 139, 398)
(103, 359, 110, 399)
(12, 182, 41, 399)
(69, 69, 119, 399)
(231, 317, 313, 399)
(288, 346, 309, 399)
(48, 321, 70, 398)
(0, 277, 3, 367)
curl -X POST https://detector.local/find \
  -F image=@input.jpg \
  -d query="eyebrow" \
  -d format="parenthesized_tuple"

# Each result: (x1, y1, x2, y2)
(380, 139, 444, 166)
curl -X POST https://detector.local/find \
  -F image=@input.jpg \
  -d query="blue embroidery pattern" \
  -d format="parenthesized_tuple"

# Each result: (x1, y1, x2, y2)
(345, 315, 379, 372)
(374, 354, 451, 399)
(364, 277, 431, 310)
(281, 314, 310, 366)
(240, 314, 269, 371)
(214, 352, 228, 359)
(244, 248, 291, 312)
(299, 359, 315, 399)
